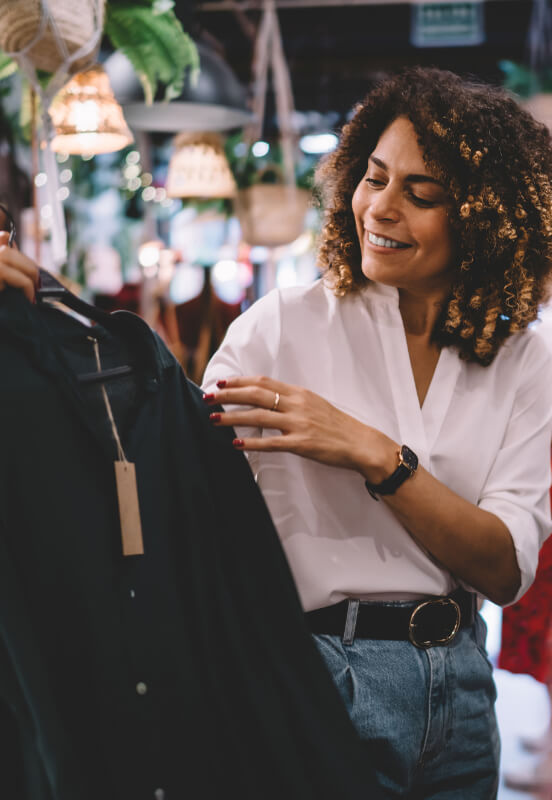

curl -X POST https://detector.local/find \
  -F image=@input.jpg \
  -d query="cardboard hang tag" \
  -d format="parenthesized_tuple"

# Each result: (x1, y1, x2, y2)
(114, 460, 144, 556)
(89, 337, 144, 557)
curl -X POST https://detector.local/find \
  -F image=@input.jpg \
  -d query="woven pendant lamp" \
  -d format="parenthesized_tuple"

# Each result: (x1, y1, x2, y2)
(166, 132, 237, 199)
(0, 0, 104, 75)
(49, 65, 134, 155)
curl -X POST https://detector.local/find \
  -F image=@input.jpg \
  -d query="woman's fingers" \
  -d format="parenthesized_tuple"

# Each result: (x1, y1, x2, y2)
(205, 384, 286, 412)
(0, 240, 39, 302)
(205, 375, 305, 414)
(215, 375, 293, 396)
(0, 261, 37, 302)
(0, 243, 40, 282)
(204, 375, 354, 461)
(209, 407, 288, 431)
(232, 435, 290, 451)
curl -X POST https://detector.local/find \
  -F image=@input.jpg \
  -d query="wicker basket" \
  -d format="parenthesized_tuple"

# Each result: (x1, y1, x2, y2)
(166, 133, 237, 199)
(235, 184, 311, 248)
(0, 0, 104, 74)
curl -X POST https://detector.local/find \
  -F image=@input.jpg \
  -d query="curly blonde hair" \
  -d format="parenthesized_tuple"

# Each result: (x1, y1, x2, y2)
(316, 66, 552, 365)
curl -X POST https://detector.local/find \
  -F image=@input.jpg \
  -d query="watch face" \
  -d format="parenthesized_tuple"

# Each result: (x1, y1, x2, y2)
(400, 445, 418, 472)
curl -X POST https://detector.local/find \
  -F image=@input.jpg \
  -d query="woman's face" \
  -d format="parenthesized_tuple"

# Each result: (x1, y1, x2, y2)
(352, 116, 455, 298)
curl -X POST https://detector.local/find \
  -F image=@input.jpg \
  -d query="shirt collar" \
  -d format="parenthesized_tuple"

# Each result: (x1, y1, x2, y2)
(0, 288, 164, 383)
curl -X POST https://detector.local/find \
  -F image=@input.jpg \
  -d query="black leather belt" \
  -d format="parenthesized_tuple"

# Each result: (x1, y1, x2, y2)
(306, 587, 476, 648)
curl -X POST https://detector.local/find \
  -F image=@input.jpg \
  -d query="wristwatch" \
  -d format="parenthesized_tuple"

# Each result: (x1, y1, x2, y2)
(365, 445, 418, 500)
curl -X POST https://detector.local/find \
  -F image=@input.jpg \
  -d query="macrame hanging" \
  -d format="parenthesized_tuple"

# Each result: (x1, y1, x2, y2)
(0, 0, 105, 266)
(234, 0, 310, 247)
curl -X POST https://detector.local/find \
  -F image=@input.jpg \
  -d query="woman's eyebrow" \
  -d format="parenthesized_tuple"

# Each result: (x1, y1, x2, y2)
(369, 155, 444, 187)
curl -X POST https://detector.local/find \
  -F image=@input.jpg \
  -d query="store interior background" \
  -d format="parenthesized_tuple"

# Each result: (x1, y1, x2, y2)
(1, 1, 551, 797)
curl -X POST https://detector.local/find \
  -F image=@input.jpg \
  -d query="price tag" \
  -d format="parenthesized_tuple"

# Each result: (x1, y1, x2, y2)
(114, 461, 144, 556)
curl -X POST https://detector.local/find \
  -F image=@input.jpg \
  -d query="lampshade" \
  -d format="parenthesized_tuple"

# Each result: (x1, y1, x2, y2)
(166, 132, 237, 199)
(49, 64, 134, 155)
(0, 0, 104, 75)
(104, 42, 254, 132)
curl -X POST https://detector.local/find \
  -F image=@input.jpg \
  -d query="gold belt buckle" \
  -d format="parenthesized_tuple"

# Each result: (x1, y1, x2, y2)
(408, 597, 461, 649)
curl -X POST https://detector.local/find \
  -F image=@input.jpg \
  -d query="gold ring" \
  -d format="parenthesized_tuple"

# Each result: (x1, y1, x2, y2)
(271, 391, 280, 412)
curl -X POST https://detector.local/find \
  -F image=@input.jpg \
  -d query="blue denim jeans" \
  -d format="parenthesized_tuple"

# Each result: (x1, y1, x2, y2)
(313, 612, 500, 799)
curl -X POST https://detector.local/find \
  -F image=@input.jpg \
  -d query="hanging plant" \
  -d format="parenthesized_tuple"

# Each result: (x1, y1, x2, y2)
(225, 132, 315, 192)
(104, 0, 199, 104)
(498, 60, 552, 98)
(0, 0, 198, 105)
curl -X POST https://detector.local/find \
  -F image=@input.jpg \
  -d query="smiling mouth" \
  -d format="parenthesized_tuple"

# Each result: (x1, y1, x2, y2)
(366, 231, 411, 249)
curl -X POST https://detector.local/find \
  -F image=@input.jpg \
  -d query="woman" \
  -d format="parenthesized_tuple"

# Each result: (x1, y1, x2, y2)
(2, 67, 552, 797)
(200, 68, 552, 797)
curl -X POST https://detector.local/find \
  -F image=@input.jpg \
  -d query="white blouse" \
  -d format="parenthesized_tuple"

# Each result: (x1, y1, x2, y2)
(202, 280, 552, 610)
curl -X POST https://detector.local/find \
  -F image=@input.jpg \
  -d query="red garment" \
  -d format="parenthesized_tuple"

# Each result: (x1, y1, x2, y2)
(498, 531, 552, 683)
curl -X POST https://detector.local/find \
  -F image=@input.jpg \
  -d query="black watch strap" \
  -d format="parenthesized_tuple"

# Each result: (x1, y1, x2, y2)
(365, 445, 418, 500)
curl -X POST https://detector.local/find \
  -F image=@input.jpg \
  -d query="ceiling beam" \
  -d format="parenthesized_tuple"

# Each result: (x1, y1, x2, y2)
(197, 0, 517, 10)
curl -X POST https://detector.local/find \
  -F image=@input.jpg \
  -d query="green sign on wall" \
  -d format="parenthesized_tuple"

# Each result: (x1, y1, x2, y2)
(411, 2, 485, 48)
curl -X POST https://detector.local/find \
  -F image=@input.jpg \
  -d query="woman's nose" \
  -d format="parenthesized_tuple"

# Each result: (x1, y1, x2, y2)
(368, 185, 401, 222)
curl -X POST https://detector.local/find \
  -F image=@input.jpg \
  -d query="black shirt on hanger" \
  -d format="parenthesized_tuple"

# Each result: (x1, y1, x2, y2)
(0, 289, 380, 800)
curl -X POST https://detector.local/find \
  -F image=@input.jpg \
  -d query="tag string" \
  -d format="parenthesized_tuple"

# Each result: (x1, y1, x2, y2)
(89, 337, 128, 464)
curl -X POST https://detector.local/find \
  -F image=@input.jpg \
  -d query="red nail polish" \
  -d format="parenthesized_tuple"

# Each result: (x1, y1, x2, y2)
(216, 380, 227, 388)
(203, 393, 215, 403)
(233, 438, 244, 448)
(210, 412, 222, 423)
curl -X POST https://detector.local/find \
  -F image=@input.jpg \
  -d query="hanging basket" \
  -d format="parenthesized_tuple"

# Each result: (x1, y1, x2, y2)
(235, 1, 310, 248)
(0, 0, 104, 74)
(166, 132, 237, 199)
(235, 183, 311, 247)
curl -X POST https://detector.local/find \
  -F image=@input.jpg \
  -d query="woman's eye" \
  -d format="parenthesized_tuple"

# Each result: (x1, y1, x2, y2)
(410, 193, 437, 208)
(365, 177, 384, 187)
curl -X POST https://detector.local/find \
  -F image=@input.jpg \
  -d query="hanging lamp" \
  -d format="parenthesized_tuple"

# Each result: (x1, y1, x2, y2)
(49, 64, 134, 155)
(0, 0, 105, 266)
(166, 132, 237, 199)
(0, 0, 104, 75)
(104, 41, 253, 133)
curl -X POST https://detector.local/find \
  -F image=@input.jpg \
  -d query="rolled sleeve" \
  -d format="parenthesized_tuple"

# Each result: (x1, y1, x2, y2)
(478, 342, 552, 604)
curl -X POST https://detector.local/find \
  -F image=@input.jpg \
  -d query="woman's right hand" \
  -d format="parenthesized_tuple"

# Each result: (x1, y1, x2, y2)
(0, 231, 40, 302)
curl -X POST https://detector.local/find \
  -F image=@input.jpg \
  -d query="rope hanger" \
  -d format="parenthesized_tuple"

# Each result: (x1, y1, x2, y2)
(245, 0, 298, 190)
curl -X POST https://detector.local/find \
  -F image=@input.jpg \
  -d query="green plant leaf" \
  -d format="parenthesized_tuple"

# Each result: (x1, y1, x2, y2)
(0, 49, 17, 82)
(104, 5, 199, 104)
(499, 59, 541, 98)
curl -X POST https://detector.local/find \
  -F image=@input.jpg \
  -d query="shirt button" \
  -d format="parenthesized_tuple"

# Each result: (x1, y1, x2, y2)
(136, 682, 148, 696)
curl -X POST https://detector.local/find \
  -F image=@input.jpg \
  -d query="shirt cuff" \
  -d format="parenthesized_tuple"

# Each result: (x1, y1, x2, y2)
(478, 497, 542, 606)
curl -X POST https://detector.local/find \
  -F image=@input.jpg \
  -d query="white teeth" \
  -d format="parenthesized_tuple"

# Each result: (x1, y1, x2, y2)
(367, 232, 405, 249)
